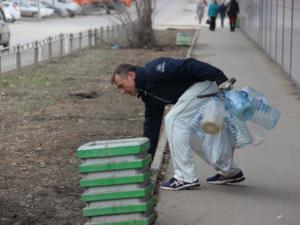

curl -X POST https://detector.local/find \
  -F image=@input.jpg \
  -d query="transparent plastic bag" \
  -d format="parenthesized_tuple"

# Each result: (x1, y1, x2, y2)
(224, 111, 253, 148)
(190, 126, 234, 172)
(199, 97, 225, 134)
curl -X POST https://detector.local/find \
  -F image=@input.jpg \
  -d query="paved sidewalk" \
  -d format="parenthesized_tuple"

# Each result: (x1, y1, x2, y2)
(155, 26, 300, 225)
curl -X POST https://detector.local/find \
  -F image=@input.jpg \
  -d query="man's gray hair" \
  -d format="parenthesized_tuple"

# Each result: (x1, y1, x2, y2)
(111, 64, 136, 85)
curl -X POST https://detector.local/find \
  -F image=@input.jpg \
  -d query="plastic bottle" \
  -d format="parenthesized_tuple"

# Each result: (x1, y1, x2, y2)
(241, 87, 268, 104)
(200, 98, 225, 134)
(224, 90, 255, 121)
(250, 98, 281, 130)
(224, 112, 253, 148)
(189, 109, 205, 141)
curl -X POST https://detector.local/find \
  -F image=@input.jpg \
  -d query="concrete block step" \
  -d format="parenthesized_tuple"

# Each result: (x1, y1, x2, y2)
(77, 138, 149, 159)
(80, 170, 153, 188)
(83, 196, 157, 217)
(79, 154, 152, 173)
(81, 182, 154, 202)
(85, 211, 157, 225)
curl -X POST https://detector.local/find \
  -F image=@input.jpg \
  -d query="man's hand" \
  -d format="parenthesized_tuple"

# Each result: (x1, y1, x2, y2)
(218, 78, 236, 90)
(218, 80, 232, 90)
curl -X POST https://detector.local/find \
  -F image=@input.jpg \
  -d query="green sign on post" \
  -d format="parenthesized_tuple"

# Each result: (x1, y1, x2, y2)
(176, 32, 192, 46)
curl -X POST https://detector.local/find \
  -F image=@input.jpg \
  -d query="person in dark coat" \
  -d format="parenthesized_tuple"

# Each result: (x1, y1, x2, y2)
(227, 0, 240, 31)
(218, 1, 226, 28)
(111, 57, 245, 190)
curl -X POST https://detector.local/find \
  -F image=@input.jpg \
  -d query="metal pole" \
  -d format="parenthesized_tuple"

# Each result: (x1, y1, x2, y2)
(289, 0, 294, 79)
(281, 0, 285, 67)
(0, 55, 2, 75)
(88, 29, 92, 48)
(34, 41, 39, 64)
(94, 28, 98, 46)
(79, 32, 82, 50)
(69, 34, 74, 54)
(37, 0, 41, 20)
(16, 45, 21, 70)
(48, 37, 52, 60)
(59, 34, 64, 57)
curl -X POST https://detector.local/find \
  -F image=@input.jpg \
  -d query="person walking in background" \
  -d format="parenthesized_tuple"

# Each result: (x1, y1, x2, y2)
(218, 1, 226, 28)
(207, 0, 219, 31)
(196, 0, 207, 24)
(226, 0, 240, 31)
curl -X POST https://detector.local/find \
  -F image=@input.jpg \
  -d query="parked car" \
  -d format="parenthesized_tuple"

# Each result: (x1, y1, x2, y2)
(14, 1, 38, 17)
(43, 0, 81, 17)
(41, 1, 69, 17)
(3, 6, 13, 22)
(0, 6, 10, 47)
(28, 1, 55, 17)
(2, 1, 21, 22)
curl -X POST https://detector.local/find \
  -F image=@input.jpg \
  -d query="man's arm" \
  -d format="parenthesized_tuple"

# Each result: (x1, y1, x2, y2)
(144, 57, 228, 85)
(143, 102, 165, 159)
(182, 58, 228, 85)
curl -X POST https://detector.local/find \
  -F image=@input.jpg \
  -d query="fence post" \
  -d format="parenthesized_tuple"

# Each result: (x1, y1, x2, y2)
(106, 26, 110, 43)
(117, 24, 121, 38)
(79, 32, 82, 50)
(111, 25, 115, 41)
(94, 28, 98, 46)
(59, 34, 64, 57)
(34, 41, 39, 64)
(16, 45, 21, 70)
(0, 54, 2, 75)
(48, 37, 52, 60)
(88, 29, 93, 48)
(100, 27, 104, 44)
(69, 34, 74, 54)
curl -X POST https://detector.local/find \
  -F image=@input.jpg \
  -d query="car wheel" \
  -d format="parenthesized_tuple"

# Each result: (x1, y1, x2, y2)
(68, 11, 75, 17)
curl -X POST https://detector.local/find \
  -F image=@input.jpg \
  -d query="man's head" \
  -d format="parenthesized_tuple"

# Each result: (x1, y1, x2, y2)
(111, 64, 137, 96)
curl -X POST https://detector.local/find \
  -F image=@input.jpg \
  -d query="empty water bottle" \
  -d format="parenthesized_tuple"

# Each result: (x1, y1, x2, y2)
(242, 87, 268, 104)
(225, 112, 253, 148)
(224, 90, 255, 121)
(250, 98, 281, 130)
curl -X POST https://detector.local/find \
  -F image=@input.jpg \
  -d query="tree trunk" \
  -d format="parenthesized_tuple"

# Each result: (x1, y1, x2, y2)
(113, 0, 157, 48)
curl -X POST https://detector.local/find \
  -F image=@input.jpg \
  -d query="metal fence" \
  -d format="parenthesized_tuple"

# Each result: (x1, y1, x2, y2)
(239, 0, 300, 87)
(0, 24, 124, 74)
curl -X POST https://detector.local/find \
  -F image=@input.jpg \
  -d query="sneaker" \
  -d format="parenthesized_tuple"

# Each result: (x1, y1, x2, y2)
(206, 171, 245, 184)
(160, 177, 200, 190)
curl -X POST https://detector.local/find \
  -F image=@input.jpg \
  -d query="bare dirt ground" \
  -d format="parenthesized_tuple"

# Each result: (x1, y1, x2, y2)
(0, 29, 191, 225)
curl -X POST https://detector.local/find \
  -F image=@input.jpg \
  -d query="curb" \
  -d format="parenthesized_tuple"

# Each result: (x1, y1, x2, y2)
(150, 27, 200, 191)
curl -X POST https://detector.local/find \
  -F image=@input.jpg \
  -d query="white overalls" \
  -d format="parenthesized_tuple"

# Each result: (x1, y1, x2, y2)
(164, 81, 241, 183)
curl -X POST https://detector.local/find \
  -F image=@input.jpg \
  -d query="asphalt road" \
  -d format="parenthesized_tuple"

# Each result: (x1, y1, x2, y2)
(8, 0, 198, 47)
(9, 13, 114, 46)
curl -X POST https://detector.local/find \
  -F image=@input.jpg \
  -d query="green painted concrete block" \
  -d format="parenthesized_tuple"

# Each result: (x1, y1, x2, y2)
(79, 154, 152, 173)
(83, 196, 157, 217)
(77, 138, 150, 159)
(84, 211, 157, 225)
(80, 170, 153, 188)
(81, 182, 154, 202)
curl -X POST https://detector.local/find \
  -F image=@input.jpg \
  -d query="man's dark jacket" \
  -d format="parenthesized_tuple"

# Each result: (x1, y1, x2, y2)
(135, 57, 228, 158)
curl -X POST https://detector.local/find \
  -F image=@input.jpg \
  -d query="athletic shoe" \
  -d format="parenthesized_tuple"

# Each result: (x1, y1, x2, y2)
(160, 177, 200, 190)
(206, 171, 245, 184)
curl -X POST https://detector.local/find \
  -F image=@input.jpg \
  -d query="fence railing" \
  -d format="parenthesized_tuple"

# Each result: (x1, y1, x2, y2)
(0, 24, 125, 75)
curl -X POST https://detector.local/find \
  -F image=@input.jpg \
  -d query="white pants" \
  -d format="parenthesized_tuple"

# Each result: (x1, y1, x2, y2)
(164, 81, 241, 183)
